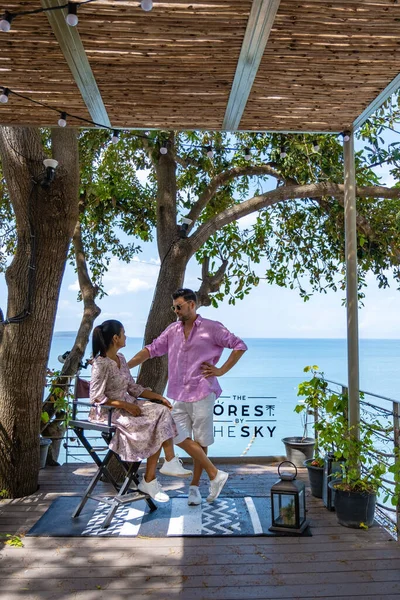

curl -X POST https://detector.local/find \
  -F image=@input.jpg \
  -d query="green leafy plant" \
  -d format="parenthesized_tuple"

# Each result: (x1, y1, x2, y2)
(41, 368, 73, 428)
(296, 365, 348, 460)
(296, 365, 400, 503)
(0, 534, 24, 547)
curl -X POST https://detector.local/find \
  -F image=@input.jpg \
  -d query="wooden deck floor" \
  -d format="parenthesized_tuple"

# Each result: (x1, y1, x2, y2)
(1, 460, 400, 600)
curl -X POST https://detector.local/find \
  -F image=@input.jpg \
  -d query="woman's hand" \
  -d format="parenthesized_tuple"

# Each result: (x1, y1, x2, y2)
(160, 397, 173, 410)
(124, 403, 142, 417)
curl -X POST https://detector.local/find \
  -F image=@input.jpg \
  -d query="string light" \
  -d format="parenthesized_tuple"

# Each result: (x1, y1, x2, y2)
(0, 87, 9, 103)
(0, 0, 156, 33)
(66, 2, 79, 26)
(141, 0, 153, 11)
(58, 111, 67, 127)
(0, 11, 12, 32)
(0, 85, 333, 161)
(0, 1, 103, 33)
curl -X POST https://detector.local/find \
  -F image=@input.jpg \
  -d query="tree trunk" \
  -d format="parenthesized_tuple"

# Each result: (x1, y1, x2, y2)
(41, 220, 101, 464)
(137, 241, 190, 393)
(0, 127, 79, 497)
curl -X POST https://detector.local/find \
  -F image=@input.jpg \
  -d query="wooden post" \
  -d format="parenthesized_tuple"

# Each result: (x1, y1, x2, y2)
(343, 130, 360, 452)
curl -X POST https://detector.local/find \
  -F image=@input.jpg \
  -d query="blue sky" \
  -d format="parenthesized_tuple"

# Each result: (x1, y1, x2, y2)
(1, 144, 399, 340)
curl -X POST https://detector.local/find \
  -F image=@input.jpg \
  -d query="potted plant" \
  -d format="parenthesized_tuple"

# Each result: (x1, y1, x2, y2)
(283, 365, 320, 468)
(295, 366, 347, 499)
(328, 424, 387, 529)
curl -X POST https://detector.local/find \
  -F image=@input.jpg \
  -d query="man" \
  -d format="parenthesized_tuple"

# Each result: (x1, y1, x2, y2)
(128, 288, 247, 505)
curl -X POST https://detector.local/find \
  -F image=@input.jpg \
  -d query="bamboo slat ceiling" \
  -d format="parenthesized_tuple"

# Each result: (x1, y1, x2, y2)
(1, 0, 400, 132)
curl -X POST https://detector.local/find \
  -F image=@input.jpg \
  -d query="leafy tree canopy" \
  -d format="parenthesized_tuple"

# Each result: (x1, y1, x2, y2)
(1, 101, 400, 306)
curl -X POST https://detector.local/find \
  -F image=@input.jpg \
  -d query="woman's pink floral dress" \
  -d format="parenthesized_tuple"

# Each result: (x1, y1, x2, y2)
(89, 353, 177, 462)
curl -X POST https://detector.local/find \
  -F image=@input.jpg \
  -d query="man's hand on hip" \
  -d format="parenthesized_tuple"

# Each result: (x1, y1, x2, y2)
(201, 362, 223, 378)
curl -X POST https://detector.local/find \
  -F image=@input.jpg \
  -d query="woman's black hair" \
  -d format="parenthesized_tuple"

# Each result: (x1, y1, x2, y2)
(92, 319, 123, 358)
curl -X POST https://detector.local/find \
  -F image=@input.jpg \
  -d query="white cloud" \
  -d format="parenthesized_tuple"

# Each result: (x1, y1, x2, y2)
(102, 257, 159, 296)
(68, 280, 80, 291)
(108, 279, 152, 296)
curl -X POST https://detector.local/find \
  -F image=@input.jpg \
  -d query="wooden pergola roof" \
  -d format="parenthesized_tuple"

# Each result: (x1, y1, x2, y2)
(1, 0, 400, 132)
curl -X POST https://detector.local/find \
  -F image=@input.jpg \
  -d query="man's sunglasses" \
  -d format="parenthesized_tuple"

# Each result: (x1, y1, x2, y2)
(171, 301, 190, 312)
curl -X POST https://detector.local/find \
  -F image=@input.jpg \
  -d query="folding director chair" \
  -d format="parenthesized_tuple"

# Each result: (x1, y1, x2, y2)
(69, 376, 157, 528)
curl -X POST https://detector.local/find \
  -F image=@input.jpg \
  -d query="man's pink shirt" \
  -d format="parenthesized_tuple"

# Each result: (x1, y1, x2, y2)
(145, 314, 248, 402)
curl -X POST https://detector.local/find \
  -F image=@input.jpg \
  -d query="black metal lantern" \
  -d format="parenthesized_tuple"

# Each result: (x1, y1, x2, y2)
(269, 461, 309, 533)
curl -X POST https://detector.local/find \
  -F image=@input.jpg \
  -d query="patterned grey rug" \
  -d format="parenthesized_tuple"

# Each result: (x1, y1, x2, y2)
(27, 495, 311, 537)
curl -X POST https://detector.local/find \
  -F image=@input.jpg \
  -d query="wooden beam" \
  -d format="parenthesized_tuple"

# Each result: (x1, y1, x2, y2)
(353, 72, 400, 132)
(222, 0, 281, 131)
(41, 0, 111, 128)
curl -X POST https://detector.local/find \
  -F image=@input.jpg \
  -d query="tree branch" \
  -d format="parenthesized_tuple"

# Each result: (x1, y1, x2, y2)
(186, 164, 284, 229)
(196, 257, 229, 307)
(189, 182, 400, 255)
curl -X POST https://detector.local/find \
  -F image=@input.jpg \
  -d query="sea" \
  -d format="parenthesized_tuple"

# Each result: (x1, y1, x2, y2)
(49, 334, 400, 463)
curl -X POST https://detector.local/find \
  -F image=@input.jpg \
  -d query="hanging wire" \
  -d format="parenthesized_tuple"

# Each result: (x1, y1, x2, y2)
(0, 183, 38, 325)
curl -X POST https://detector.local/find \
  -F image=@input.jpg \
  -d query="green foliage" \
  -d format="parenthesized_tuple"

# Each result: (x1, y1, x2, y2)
(296, 366, 398, 498)
(41, 368, 73, 428)
(0, 534, 24, 547)
(1, 114, 400, 304)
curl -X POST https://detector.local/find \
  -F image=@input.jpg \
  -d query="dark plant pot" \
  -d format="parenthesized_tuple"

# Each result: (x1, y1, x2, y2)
(328, 481, 376, 528)
(323, 452, 346, 511)
(304, 458, 324, 498)
(282, 437, 315, 468)
(39, 437, 52, 470)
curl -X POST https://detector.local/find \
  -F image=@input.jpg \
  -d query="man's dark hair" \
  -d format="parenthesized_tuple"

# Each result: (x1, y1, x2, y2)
(172, 288, 197, 303)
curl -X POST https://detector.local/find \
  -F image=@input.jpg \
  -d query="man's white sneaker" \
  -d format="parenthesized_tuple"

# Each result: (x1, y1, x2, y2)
(188, 486, 202, 506)
(138, 476, 170, 503)
(206, 470, 229, 503)
(159, 456, 192, 478)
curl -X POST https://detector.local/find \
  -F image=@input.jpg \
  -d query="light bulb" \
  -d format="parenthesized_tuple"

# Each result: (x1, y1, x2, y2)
(0, 88, 9, 103)
(43, 159, 59, 169)
(244, 147, 251, 160)
(0, 12, 12, 32)
(58, 112, 67, 127)
(343, 132, 350, 143)
(141, 0, 153, 11)
(111, 130, 119, 144)
(206, 145, 213, 159)
(66, 3, 78, 26)
(0, 18, 11, 32)
(181, 217, 193, 226)
(280, 149, 287, 159)
(312, 141, 320, 153)
(160, 143, 168, 155)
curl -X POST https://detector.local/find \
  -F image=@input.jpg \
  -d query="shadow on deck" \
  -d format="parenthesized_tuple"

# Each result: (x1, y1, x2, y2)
(1, 460, 400, 599)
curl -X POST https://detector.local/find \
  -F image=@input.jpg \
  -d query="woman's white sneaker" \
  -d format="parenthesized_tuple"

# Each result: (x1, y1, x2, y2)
(159, 456, 192, 478)
(206, 470, 229, 503)
(138, 476, 170, 502)
(188, 486, 202, 506)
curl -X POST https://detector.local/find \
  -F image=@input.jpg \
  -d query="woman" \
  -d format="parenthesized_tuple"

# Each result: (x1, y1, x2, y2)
(89, 319, 190, 502)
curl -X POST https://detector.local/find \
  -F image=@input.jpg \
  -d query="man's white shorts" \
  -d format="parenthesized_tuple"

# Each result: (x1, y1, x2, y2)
(172, 393, 216, 447)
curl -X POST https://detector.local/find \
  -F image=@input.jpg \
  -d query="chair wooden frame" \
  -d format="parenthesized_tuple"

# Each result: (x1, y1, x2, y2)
(69, 377, 157, 528)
